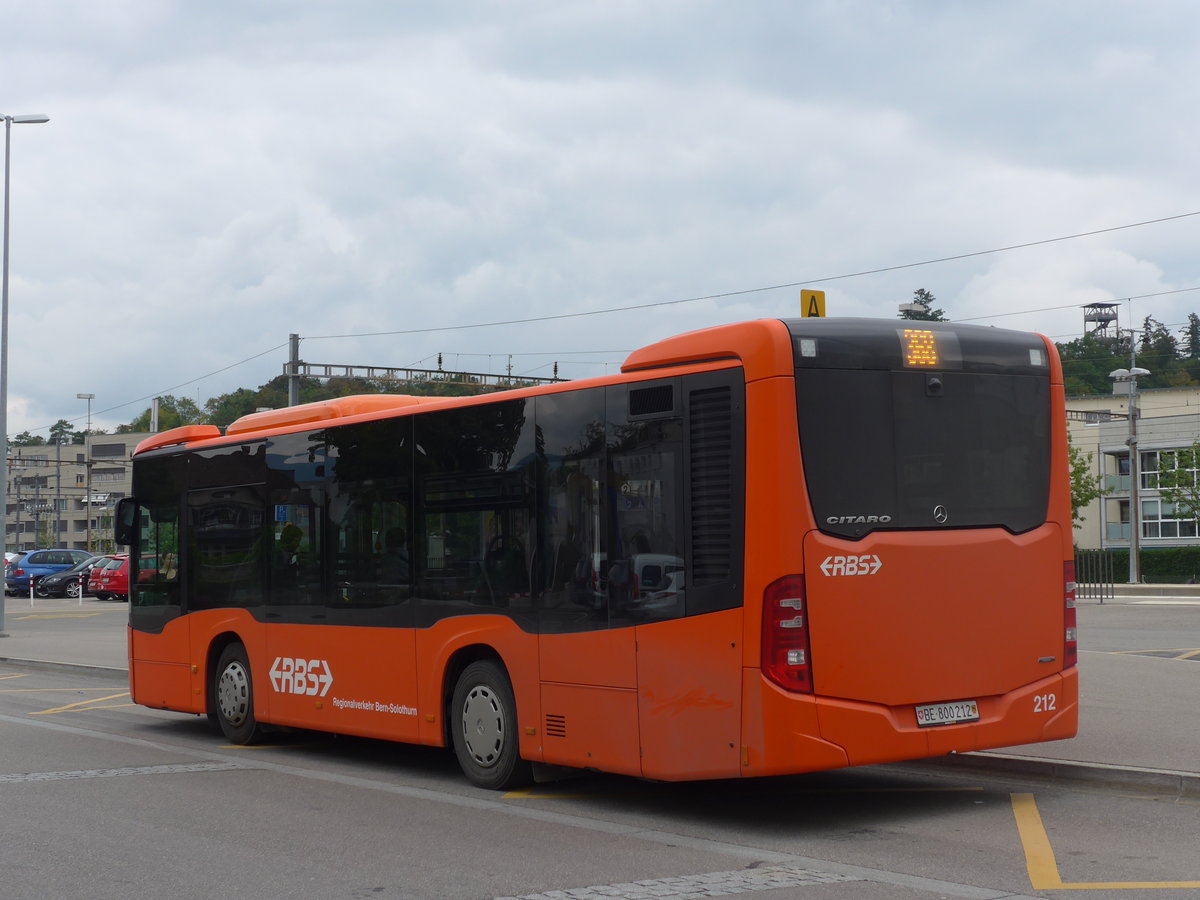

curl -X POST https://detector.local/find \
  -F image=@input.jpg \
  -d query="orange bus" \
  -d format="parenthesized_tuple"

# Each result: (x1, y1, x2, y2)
(115, 317, 1078, 789)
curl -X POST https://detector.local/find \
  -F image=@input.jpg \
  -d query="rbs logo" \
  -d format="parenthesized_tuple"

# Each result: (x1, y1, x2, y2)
(819, 554, 883, 577)
(269, 657, 334, 697)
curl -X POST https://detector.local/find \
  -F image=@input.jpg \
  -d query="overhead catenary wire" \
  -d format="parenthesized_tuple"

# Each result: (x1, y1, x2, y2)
(303, 210, 1200, 341)
(14, 208, 1200, 439)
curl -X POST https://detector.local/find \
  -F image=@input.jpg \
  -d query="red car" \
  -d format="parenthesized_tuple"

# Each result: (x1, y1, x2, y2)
(90, 554, 130, 601)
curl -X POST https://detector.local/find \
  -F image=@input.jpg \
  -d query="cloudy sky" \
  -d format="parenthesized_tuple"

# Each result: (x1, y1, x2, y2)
(3, 0, 1198, 435)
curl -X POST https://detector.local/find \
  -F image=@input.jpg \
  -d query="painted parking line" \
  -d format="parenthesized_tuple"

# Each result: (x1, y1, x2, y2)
(30, 691, 132, 715)
(1112, 648, 1200, 661)
(494, 864, 859, 899)
(1011, 793, 1200, 890)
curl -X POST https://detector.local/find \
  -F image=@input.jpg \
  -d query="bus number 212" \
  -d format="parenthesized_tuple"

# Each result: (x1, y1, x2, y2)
(1034, 693, 1057, 713)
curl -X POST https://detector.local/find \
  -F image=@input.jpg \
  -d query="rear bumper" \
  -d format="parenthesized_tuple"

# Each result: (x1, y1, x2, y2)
(742, 667, 1079, 775)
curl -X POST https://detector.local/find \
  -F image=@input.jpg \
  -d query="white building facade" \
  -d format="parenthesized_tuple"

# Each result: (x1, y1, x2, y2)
(1068, 386, 1200, 551)
(3, 432, 153, 555)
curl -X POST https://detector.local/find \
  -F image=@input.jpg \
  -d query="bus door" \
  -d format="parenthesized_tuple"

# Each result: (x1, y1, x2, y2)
(534, 389, 641, 775)
(128, 493, 192, 712)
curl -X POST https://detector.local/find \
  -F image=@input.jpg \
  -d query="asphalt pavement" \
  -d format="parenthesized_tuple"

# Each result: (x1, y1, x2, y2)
(1, 588, 1197, 795)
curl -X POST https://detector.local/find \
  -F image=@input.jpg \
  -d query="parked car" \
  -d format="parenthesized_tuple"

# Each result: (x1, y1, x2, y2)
(89, 554, 130, 601)
(35, 554, 108, 599)
(5, 549, 94, 595)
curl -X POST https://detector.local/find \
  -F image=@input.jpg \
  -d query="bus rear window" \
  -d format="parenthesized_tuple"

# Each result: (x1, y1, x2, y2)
(790, 322, 1051, 539)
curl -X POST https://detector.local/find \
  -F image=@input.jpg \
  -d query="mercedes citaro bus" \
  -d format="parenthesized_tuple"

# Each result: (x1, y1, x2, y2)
(115, 317, 1078, 788)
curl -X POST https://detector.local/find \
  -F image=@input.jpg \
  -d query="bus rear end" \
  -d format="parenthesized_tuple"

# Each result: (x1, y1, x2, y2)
(751, 318, 1077, 774)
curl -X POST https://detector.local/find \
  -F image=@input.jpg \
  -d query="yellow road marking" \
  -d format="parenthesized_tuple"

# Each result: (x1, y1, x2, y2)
(0, 673, 30, 681)
(1011, 793, 1200, 889)
(31, 692, 131, 715)
(1113, 648, 1200, 658)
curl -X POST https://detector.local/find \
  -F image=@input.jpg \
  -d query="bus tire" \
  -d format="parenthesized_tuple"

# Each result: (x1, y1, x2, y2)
(450, 660, 531, 790)
(213, 643, 261, 744)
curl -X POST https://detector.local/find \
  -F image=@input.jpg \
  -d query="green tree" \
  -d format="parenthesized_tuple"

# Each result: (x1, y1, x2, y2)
(48, 419, 81, 445)
(203, 388, 261, 428)
(1153, 442, 1200, 524)
(10, 431, 45, 447)
(1067, 434, 1106, 527)
(1056, 332, 1127, 395)
(898, 288, 947, 321)
(1181, 313, 1200, 359)
(117, 395, 205, 433)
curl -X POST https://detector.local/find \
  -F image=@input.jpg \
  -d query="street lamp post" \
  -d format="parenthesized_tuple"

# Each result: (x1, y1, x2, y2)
(0, 112, 50, 638)
(1109, 365, 1151, 584)
(77, 393, 94, 553)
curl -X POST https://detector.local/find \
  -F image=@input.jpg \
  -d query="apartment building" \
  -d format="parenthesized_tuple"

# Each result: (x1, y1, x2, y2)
(1068, 385, 1200, 551)
(3, 433, 153, 555)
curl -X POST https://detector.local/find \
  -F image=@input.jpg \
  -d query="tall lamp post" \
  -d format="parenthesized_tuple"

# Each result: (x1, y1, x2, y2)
(0, 112, 50, 638)
(77, 392, 94, 552)
(1109, 365, 1151, 584)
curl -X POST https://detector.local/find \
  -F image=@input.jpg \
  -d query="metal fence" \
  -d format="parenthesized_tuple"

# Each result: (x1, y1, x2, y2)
(1074, 549, 1115, 602)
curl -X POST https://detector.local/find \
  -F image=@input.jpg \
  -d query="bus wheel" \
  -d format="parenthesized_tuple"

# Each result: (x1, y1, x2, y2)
(451, 660, 531, 790)
(213, 643, 261, 744)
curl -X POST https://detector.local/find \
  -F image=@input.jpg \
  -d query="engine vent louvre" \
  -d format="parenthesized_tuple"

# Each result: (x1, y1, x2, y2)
(545, 714, 567, 738)
(690, 386, 733, 584)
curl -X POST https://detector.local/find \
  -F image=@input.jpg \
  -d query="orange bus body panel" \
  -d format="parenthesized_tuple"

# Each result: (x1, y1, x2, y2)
(261, 623, 420, 743)
(539, 683, 641, 776)
(811, 668, 1078, 767)
(636, 609, 743, 780)
(803, 525, 1068, 706)
(739, 374, 810, 667)
(623, 319, 794, 383)
(129, 620, 194, 712)
(539, 630, 637, 690)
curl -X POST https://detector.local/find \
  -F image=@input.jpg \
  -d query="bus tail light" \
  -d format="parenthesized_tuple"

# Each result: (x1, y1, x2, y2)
(1064, 562, 1078, 668)
(762, 575, 813, 693)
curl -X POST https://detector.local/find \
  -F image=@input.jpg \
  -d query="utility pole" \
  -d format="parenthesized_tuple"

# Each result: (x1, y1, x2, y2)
(288, 333, 300, 406)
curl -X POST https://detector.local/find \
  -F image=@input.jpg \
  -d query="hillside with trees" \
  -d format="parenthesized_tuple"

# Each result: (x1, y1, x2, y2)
(1057, 314, 1200, 396)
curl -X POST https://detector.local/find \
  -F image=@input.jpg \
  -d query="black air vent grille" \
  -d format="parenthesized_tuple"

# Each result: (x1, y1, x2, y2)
(690, 386, 733, 584)
(630, 385, 675, 417)
(545, 714, 567, 738)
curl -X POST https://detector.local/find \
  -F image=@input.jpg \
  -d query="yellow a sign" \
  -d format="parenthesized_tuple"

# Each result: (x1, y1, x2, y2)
(801, 289, 826, 318)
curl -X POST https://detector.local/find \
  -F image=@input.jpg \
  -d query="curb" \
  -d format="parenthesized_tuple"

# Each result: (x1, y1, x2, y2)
(911, 751, 1200, 798)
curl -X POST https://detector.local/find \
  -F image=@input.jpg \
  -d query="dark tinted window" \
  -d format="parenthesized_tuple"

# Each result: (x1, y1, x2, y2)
(187, 485, 266, 610)
(795, 367, 1050, 538)
(326, 420, 413, 626)
(268, 431, 330, 619)
(534, 388, 606, 633)
(414, 399, 536, 629)
(606, 382, 686, 625)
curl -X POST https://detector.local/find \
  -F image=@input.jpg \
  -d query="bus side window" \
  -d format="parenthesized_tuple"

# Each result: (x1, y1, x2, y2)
(135, 501, 181, 606)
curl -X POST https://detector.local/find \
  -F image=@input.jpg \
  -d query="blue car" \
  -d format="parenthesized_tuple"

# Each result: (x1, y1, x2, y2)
(5, 549, 94, 595)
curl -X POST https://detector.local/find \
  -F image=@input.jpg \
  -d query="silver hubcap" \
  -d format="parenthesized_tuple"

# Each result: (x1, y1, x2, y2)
(217, 661, 251, 727)
(67, 580, 80, 598)
(461, 685, 504, 768)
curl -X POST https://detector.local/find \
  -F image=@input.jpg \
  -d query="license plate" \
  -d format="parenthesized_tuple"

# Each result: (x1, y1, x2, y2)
(915, 699, 979, 728)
